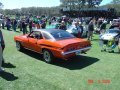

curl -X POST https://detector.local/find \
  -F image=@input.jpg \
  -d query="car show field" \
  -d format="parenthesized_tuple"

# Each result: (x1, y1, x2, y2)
(0, 0, 120, 89)
(0, 28, 120, 90)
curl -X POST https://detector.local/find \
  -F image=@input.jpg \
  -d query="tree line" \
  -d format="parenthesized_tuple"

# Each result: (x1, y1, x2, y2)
(0, 7, 61, 17)
(0, 0, 120, 17)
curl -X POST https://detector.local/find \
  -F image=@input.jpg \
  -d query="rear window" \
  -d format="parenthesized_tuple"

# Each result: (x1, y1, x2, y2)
(51, 30, 75, 40)
(42, 32, 53, 40)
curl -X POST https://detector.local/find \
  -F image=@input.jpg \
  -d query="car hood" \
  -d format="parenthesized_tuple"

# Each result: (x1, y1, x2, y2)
(101, 33, 118, 40)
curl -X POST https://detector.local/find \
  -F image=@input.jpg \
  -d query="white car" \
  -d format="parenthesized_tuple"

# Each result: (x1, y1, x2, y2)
(112, 19, 120, 25)
(101, 29, 120, 41)
(66, 25, 88, 37)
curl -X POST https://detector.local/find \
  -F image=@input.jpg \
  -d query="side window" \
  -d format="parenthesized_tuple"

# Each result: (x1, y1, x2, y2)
(29, 32, 36, 38)
(29, 31, 43, 39)
(35, 31, 43, 39)
(42, 32, 52, 39)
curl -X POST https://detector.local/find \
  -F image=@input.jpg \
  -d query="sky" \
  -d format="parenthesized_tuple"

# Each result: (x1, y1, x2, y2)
(0, 0, 112, 9)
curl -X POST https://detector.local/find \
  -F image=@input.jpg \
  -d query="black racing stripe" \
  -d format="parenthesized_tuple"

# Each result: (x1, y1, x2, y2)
(40, 44, 54, 48)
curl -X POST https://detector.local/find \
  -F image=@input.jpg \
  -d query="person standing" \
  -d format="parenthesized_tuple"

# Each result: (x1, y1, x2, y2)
(6, 18, 11, 30)
(19, 19, 23, 32)
(29, 20, 33, 33)
(41, 20, 46, 29)
(59, 21, 67, 30)
(1, 18, 5, 29)
(79, 22, 84, 38)
(13, 19, 17, 32)
(22, 20, 27, 35)
(88, 20, 94, 40)
(100, 20, 107, 34)
(74, 21, 81, 38)
(0, 29, 5, 72)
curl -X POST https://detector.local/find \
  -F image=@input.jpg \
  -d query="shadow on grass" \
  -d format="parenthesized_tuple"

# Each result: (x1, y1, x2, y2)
(52, 55, 99, 70)
(0, 71, 18, 81)
(21, 49, 43, 60)
(15, 31, 21, 33)
(2, 63, 16, 68)
(21, 49, 99, 70)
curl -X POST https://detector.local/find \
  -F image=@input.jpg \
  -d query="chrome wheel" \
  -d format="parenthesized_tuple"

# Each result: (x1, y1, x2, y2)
(16, 42, 22, 51)
(43, 50, 52, 63)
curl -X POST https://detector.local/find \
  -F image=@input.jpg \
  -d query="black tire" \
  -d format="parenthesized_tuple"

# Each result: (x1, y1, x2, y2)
(16, 41, 23, 51)
(108, 50, 114, 53)
(43, 49, 54, 63)
(111, 50, 114, 53)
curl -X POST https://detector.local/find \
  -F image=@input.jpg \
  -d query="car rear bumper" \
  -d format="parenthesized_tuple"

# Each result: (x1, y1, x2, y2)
(61, 46, 91, 55)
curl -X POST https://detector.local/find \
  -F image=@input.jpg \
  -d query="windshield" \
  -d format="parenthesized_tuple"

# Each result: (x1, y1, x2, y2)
(107, 29, 120, 34)
(51, 30, 75, 40)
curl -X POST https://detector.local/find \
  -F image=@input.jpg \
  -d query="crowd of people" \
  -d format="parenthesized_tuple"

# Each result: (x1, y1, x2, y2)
(0, 14, 120, 72)
(0, 14, 110, 36)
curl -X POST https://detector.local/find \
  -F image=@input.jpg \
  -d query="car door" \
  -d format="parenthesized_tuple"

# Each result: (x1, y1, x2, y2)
(28, 31, 42, 53)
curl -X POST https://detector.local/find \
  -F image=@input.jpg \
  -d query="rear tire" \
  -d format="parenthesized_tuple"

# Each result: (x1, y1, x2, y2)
(16, 41, 23, 51)
(43, 49, 54, 63)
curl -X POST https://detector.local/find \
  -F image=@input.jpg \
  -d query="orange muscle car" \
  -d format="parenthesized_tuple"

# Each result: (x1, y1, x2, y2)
(14, 29, 91, 63)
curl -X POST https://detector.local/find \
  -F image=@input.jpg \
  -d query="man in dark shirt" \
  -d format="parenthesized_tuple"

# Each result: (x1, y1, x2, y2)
(59, 21, 67, 30)
(79, 22, 84, 38)
(13, 19, 17, 32)
(29, 20, 32, 33)
(22, 20, 27, 35)
(0, 29, 5, 72)
(88, 20, 94, 40)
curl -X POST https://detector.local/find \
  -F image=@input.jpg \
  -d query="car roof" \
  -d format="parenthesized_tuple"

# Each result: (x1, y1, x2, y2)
(34, 29, 65, 33)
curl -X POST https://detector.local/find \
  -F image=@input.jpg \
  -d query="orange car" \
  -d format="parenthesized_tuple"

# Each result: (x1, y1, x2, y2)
(14, 29, 91, 63)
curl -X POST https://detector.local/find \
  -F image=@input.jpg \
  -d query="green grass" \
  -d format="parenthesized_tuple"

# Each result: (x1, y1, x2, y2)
(0, 28, 120, 90)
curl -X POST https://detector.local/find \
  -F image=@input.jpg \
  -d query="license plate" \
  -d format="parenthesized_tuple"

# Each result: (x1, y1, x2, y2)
(75, 51, 81, 55)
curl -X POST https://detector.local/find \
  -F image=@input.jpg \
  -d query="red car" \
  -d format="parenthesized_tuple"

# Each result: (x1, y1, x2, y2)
(14, 29, 91, 63)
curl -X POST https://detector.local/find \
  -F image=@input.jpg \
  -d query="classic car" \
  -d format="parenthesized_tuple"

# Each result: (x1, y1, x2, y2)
(14, 29, 91, 63)
(100, 29, 120, 52)
(66, 25, 88, 38)
(112, 19, 120, 25)
(100, 29, 120, 41)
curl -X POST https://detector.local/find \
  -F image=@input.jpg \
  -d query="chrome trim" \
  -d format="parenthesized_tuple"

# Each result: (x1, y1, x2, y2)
(61, 46, 91, 55)
(24, 47, 40, 54)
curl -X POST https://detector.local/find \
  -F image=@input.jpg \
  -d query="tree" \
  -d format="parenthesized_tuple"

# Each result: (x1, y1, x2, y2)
(111, 0, 120, 4)
(0, 2, 3, 8)
(101, 0, 120, 16)
(60, 0, 103, 10)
